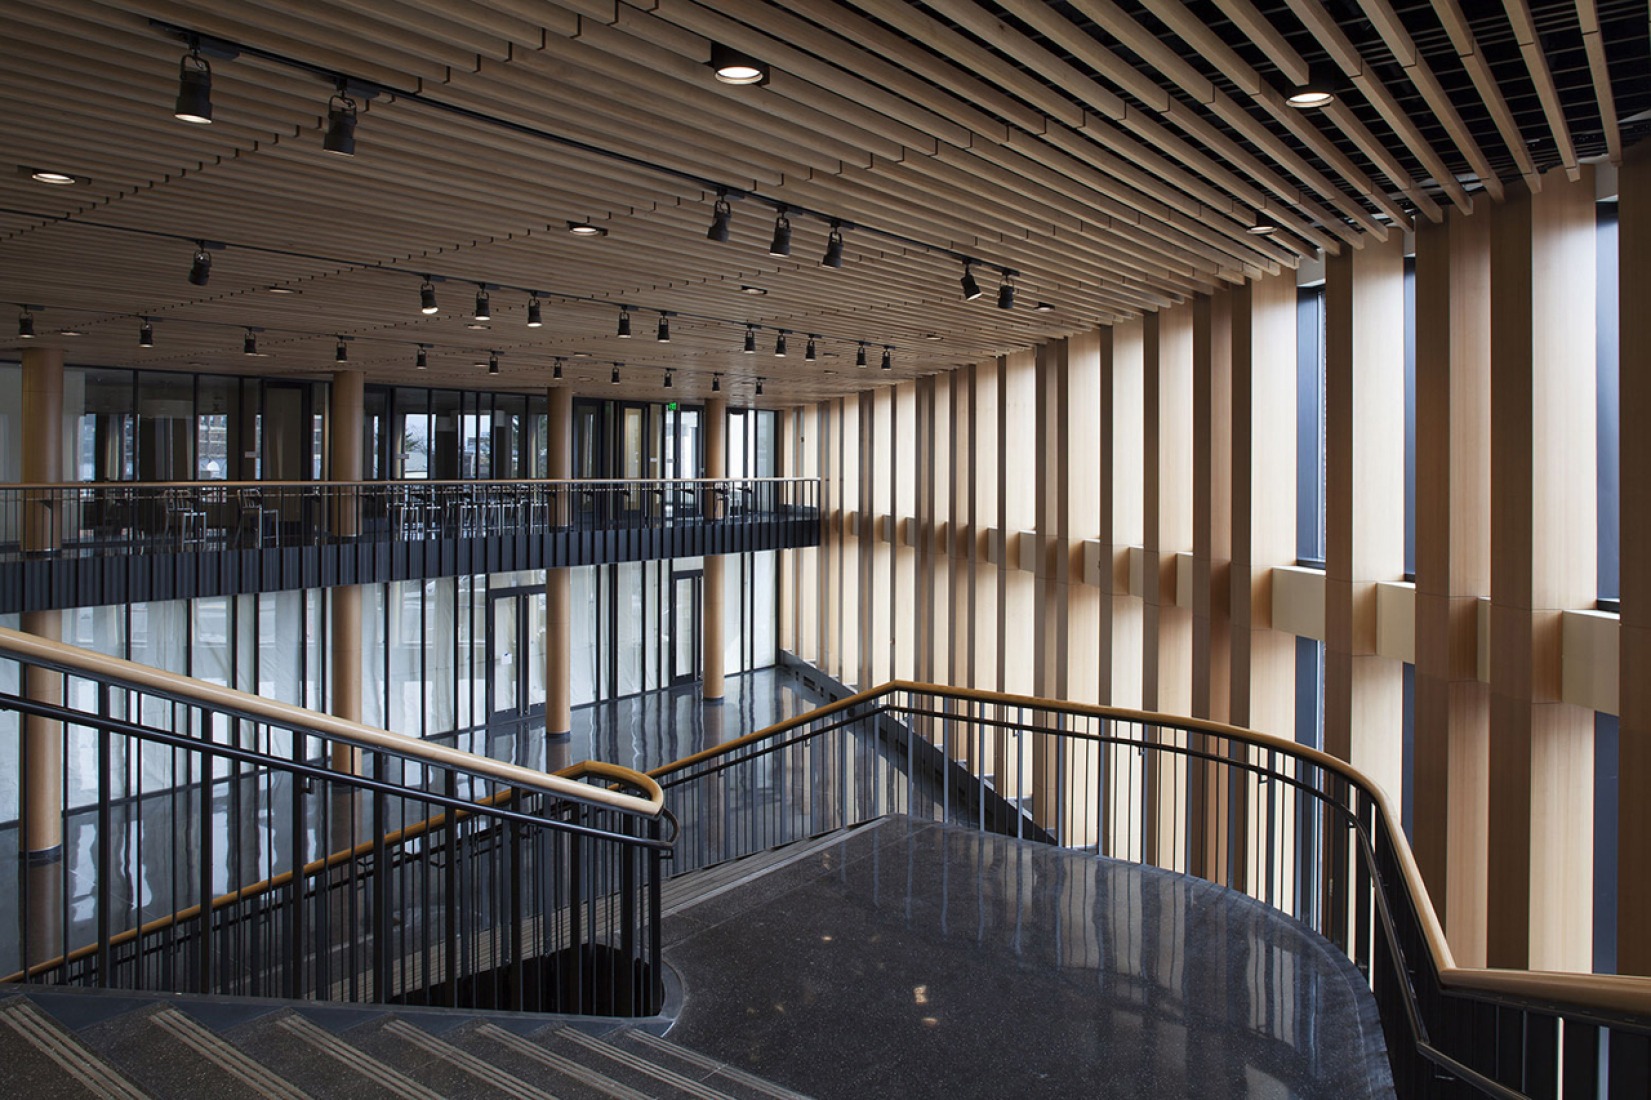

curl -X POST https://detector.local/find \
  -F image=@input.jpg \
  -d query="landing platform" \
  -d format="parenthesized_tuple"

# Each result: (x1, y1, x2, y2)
(661, 816, 1395, 1099)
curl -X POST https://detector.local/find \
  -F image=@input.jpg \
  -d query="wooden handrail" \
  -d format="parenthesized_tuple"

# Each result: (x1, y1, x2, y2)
(0, 626, 661, 819)
(651, 679, 1651, 1020)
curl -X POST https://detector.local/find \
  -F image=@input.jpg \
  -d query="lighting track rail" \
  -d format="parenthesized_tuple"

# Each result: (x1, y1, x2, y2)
(148, 20, 1021, 281)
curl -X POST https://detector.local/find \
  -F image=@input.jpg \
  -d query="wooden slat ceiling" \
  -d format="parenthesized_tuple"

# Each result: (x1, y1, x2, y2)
(0, 0, 1644, 407)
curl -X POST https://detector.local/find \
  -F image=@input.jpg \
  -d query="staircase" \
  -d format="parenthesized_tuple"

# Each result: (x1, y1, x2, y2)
(0, 988, 813, 1100)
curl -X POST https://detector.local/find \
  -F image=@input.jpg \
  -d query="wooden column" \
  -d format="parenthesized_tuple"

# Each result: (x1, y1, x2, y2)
(703, 395, 727, 701)
(915, 377, 936, 684)
(1193, 291, 1234, 724)
(329, 371, 364, 771)
(1488, 169, 1597, 972)
(1323, 232, 1407, 797)
(1621, 141, 1651, 977)
(1091, 327, 1116, 709)
(20, 348, 64, 858)
(1033, 339, 1068, 836)
(545, 385, 573, 737)
(1413, 208, 1492, 965)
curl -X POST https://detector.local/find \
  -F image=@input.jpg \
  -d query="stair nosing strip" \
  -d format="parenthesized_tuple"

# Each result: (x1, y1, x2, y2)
(474, 1024, 653, 1100)
(556, 1027, 744, 1100)
(381, 1019, 560, 1100)
(1, 1002, 148, 1100)
(663, 827, 878, 917)
(621, 1030, 816, 1100)
(151, 1007, 310, 1100)
(277, 1015, 444, 1100)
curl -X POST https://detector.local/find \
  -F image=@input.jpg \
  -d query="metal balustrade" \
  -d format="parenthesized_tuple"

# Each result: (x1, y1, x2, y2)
(0, 477, 819, 558)
(0, 627, 672, 1017)
(650, 681, 1651, 1099)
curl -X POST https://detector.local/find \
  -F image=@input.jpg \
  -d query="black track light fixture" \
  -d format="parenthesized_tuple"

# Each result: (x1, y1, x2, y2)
(774, 331, 787, 358)
(416, 344, 428, 369)
(710, 43, 769, 86)
(323, 89, 358, 156)
(756, 377, 765, 397)
(657, 313, 671, 343)
(856, 342, 868, 367)
(526, 292, 543, 327)
(174, 47, 213, 125)
(664, 370, 673, 389)
(617, 307, 631, 339)
(743, 325, 756, 354)
(188, 241, 212, 286)
(552, 358, 564, 381)
(712, 373, 721, 393)
(768, 208, 792, 257)
(243, 328, 258, 356)
(997, 275, 1016, 310)
(821, 222, 845, 268)
(488, 351, 500, 376)
(707, 194, 732, 242)
(335, 335, 348, 364)
(18, 309, 35, 340)
(960, 261, 982, 301)
(881, 346, 892, 371)
(805, 336, 817, 362)
(611, 364, 622, 385)
(473, 286, 491, 322)
(138, 320, 154, 348)
(419, 279, 439, 314)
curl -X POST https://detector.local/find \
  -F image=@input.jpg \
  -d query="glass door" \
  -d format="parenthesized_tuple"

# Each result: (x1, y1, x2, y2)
(486, 584, 547, 763)
(669, 568, 702, 686)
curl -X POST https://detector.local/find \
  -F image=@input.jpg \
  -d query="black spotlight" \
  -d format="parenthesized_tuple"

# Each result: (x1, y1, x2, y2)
(710, 43, 769, 86)
(756, 377, 765, 397)
(611, 365, 621, 385)
(139, 320, 154, 348)
(664, 370, 673, 389)
(416, 345, 428, 369)
(527, 293, 543, 327)
(856, 342, 867, 367)
(1285, 66, 1337, 108)
(743, 325, 756, 354)
(960, 262, 982, 301)
(712, 373, 721, 393)
(707, 196, 732, 242)
(188, 243, 212, 286)
(768, 210, 792, 257)
(243, 329, 258, 356)
(474, 287, 491, 322)
(1247, 211, 1278, 236)
(419, 279, 439, 314)
(805, 336, 817, 362)
(657, 314, 671, 343)
(488, 351, 500, 376)
(774, 332, 787, 358)
(881, 346, 892, 370)
(997, 278, 1016, 310)
(323, 92, 358, 156)
(552, 358, 564, 381)
(174, 48, 213, 125)
(821, 224, 845, 268)
(617, 308, 631, 338)
(18, 310, 35, 340)
(335, 336, 348, 364)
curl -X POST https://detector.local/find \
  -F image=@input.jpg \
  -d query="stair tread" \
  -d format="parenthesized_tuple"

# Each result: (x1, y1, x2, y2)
(80, 1003, 309, 1100)
(617, 1030, 815, 1100)
(223, 1010, 444, 1100)
(552, 1025, 812, 1100)
(0, 997, 148, 1100)
(340, 1015, 561, 1100)
(662, 827, 872, 916)
(457, 1022, 658, 1100)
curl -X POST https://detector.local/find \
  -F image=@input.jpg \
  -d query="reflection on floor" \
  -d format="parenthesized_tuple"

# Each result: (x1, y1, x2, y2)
(662, 816, 1396, 1100)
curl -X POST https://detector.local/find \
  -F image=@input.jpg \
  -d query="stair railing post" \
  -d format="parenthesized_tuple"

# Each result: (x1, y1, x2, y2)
(197, 722, 214, 995)
(96, 681, 113, 987)
(372, 751, 389, 1004)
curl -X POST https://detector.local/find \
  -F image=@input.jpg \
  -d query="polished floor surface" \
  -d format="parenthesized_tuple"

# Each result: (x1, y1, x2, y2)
(661, 816, 1396, 1100)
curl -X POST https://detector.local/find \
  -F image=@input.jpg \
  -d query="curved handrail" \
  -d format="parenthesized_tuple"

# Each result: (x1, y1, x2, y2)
(0, 476, 816, 489)
(0, 626, 662, 819)
(650, 679, 1651, 1020)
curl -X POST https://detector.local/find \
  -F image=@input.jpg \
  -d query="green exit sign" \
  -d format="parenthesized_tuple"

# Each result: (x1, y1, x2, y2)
(666, 401, 679, 411)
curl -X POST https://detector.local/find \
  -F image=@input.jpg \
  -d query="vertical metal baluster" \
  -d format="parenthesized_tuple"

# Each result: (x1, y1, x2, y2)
(97, 682, 113, 987)
(372, 753, 389, 1004)
(198, 736, 214, 994)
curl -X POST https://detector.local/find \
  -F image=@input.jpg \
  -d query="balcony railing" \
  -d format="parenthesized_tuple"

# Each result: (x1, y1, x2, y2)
(0, 477, 819, 558)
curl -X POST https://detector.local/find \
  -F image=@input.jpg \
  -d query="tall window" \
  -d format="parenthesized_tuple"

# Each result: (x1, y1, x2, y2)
(1295, 283, 1327, 749)
(1594, 198, 1621, 973)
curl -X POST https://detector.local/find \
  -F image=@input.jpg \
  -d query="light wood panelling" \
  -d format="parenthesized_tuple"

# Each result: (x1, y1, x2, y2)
(1618, 141, 1650, 976)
